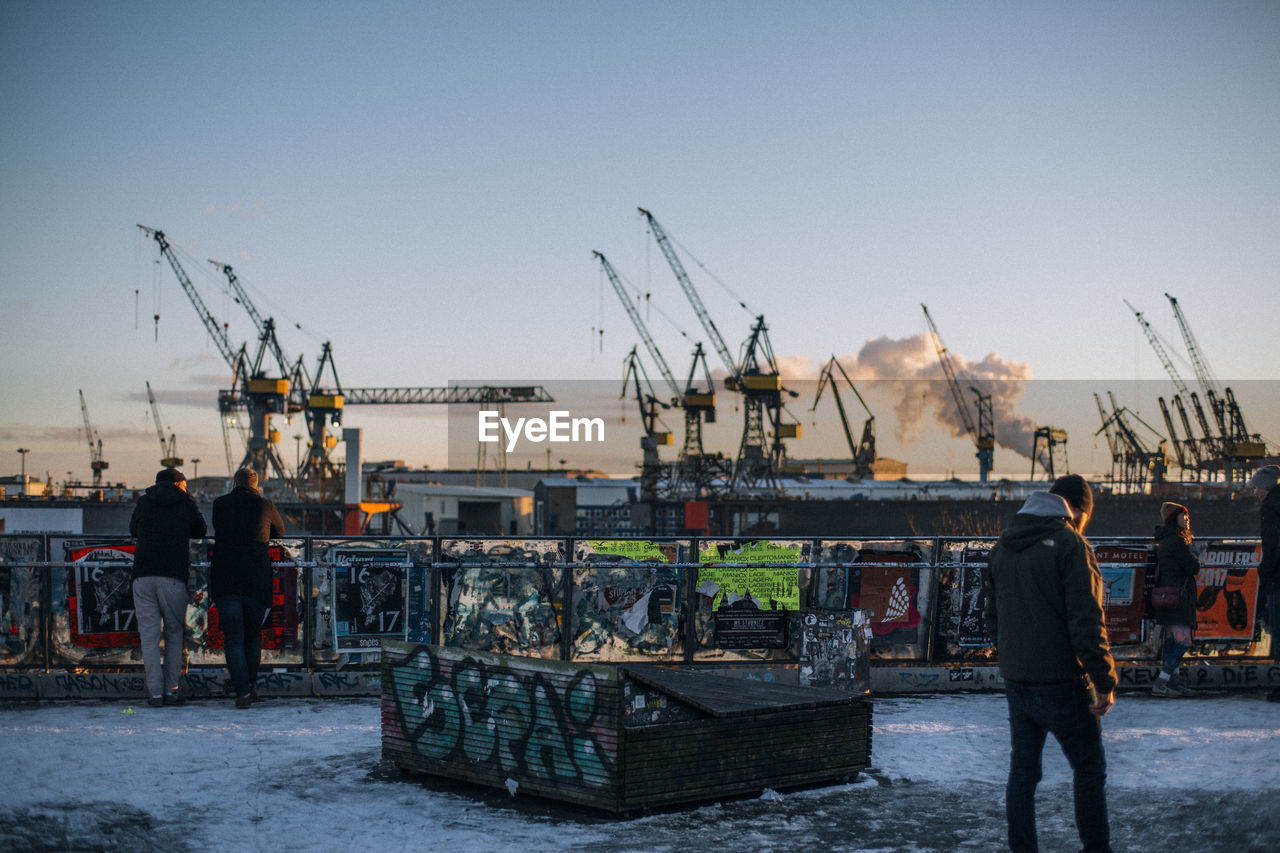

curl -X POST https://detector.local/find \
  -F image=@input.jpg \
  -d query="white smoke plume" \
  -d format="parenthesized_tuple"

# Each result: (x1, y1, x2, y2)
(778, 334, 1042, 460)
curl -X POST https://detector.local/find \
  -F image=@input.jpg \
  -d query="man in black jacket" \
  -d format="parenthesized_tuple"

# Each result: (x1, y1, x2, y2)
(984, 474, 1116, 853)
(211, 468, 284, 709)
(130, 467, 207, 707)
(1250, 465, 1280, 702)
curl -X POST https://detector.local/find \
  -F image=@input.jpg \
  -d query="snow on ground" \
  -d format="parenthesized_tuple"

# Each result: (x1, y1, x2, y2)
(2, 691, 1277, 852)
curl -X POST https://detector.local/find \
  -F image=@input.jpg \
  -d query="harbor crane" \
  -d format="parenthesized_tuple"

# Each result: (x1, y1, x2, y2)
(812, 356, 876, 480)
(1095, 391, 1168, 493)
(638, 208, 798, 490)
(1165, 293, 1266, 483)
(145, 381, 182, 468)
(594, 250, 725, 498)
(1123, 299, 1214, 477)
(921, 305, 994, 483)
(140, 226, 292, 487)
(78, 389, 109, 488)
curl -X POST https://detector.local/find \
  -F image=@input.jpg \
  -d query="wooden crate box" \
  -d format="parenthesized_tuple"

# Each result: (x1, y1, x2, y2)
(382, 642, 872, 813)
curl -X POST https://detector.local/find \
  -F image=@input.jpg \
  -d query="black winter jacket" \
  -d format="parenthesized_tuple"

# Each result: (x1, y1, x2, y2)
(1152, 524, 1199, 628)
(1260, 486, 1279, 596)
(129, 483, 208, 583)
(983, 492, 1117, 694)
(211, 486, 284, 608)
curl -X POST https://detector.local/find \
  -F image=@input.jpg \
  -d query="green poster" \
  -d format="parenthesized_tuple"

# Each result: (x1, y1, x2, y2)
(586, 540, 670, 562)
(699, 541, 802, 564)
(697, 565, 801, 611)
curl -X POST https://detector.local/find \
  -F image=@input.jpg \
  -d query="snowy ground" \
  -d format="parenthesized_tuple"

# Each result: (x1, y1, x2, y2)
(2, 691, 1277, 852)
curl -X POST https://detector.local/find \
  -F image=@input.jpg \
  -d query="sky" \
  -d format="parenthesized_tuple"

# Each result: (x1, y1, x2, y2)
(2, 2, 1278, 489)
(2, 693, 1277, 851)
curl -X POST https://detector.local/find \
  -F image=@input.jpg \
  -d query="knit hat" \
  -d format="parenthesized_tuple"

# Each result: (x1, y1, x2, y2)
(155, 467, 185, 484)
(1049, 474, 1093, 515)
(1250, 465, 1280, 492)
(1160, 502, 1188, 525)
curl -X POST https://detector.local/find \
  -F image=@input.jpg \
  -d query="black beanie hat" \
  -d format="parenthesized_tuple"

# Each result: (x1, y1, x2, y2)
(155, 467, 186, 484)
(1049, 474, 1093, 515)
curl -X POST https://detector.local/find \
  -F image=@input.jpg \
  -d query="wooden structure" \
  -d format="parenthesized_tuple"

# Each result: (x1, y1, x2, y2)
(381, 642, 872, 813)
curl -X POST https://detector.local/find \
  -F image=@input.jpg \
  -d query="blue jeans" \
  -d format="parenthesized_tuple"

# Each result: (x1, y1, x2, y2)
(1004, 680, 1111, 853)
(1160, 625, 1192, 684)
(215, 595, 269, 698)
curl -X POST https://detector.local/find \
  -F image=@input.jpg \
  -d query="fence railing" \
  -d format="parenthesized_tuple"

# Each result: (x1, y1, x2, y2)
(1, 534, 1269, 681)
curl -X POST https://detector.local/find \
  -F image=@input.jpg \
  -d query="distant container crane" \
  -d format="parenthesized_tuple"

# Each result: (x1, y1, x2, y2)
(811, 355, 876, 481)
(78, 389, 109, 488)
(145, 381, 183, 469)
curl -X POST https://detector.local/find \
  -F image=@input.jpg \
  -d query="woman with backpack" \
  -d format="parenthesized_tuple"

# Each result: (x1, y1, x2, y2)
(1151, 502, 1200, 697)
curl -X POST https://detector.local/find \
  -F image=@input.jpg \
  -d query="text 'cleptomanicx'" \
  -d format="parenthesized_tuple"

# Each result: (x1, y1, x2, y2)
(478, 410, 606, 452)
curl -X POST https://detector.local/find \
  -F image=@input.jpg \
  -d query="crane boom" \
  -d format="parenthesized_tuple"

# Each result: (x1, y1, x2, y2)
(638, 208, 738, 379)
(1124, 299, 1189, 396)
(146, 381, 183, 468)
(593, 251, 681, 399)
(208, 260, 296, 381)
(921, 304, 979, 441)
(78, 389, 109, 487)
(138, 226, 244, 373)
(1165, 293, 1219, 398)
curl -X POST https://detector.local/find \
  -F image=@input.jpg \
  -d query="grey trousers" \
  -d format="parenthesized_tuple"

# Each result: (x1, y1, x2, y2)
(132, 576, 188, 697)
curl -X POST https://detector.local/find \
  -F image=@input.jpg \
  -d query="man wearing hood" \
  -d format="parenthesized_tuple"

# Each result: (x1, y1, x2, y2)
(983, 474, 1116, 853)
(1250, 465, 1280, 702)
(129, 467, 207, 707)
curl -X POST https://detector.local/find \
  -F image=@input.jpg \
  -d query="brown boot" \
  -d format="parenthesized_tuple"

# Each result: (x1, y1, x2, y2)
(235, 694, 253, 709)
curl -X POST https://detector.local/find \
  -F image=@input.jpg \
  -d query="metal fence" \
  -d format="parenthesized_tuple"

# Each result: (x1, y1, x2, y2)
(0, 534, 1271, 698)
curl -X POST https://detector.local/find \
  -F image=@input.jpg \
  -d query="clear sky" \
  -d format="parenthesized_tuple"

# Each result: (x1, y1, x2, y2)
(2, 1, 1277, 488)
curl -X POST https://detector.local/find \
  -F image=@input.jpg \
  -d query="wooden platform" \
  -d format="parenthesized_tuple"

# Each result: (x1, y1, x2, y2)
(382, 642, 872, 813)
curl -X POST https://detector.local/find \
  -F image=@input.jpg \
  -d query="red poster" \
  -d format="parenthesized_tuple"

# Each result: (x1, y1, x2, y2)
(1094, 545, 1150, 645)
(67, 544, 139, 648)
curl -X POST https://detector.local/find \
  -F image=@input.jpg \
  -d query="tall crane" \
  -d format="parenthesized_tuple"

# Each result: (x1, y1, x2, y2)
(638, 208, 798, 490)
(922, 305, 994, 482)
(594, 250, 723, 497)
(145, 381, 183, 469)
(78, 389, 109, 488)
(140, 226, 292, 486)
(1123, 299, 1215, 476)
(1165, 293, 1266, 482)
(812, 356, 876, 480)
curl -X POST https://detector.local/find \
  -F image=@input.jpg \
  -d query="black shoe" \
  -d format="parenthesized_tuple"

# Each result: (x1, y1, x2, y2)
(163, 691, 186, 706)
(146, 696, 164, 707)
(235, 694, 253, 709)
(1266, 688, 1280, 703)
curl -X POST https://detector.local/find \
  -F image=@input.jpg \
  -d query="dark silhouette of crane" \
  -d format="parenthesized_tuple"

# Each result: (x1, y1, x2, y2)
(922, 305, 994, 482)
(78, 389, 109, 488)
(145, 381, 182, 469)
(638, 208, 798, 491)
(812, 356, 876, 480)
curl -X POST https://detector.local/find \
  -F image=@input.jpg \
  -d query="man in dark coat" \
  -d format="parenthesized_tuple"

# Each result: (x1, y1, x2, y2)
(211, 468, 284, 708)
(1250, 465, 1280, 702)
(983, 474, 1116, 853)
(130, 467, 207, 706)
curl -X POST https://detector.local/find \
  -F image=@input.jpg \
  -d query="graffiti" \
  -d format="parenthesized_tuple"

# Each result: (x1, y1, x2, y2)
(0, 672, 35, 691)
(52, 672, 146, 696)
(389, 646, 615, 788)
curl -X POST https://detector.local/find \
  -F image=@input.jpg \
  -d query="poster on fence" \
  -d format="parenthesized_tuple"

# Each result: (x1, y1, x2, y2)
(67, 543, 138, 648)
(852, 556, 922, 639)
(956, 548, 990, 647)
(1094, 545, 1149, 645)
(1194, 543, 1260, 641)
(332, 548, 411, 653)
